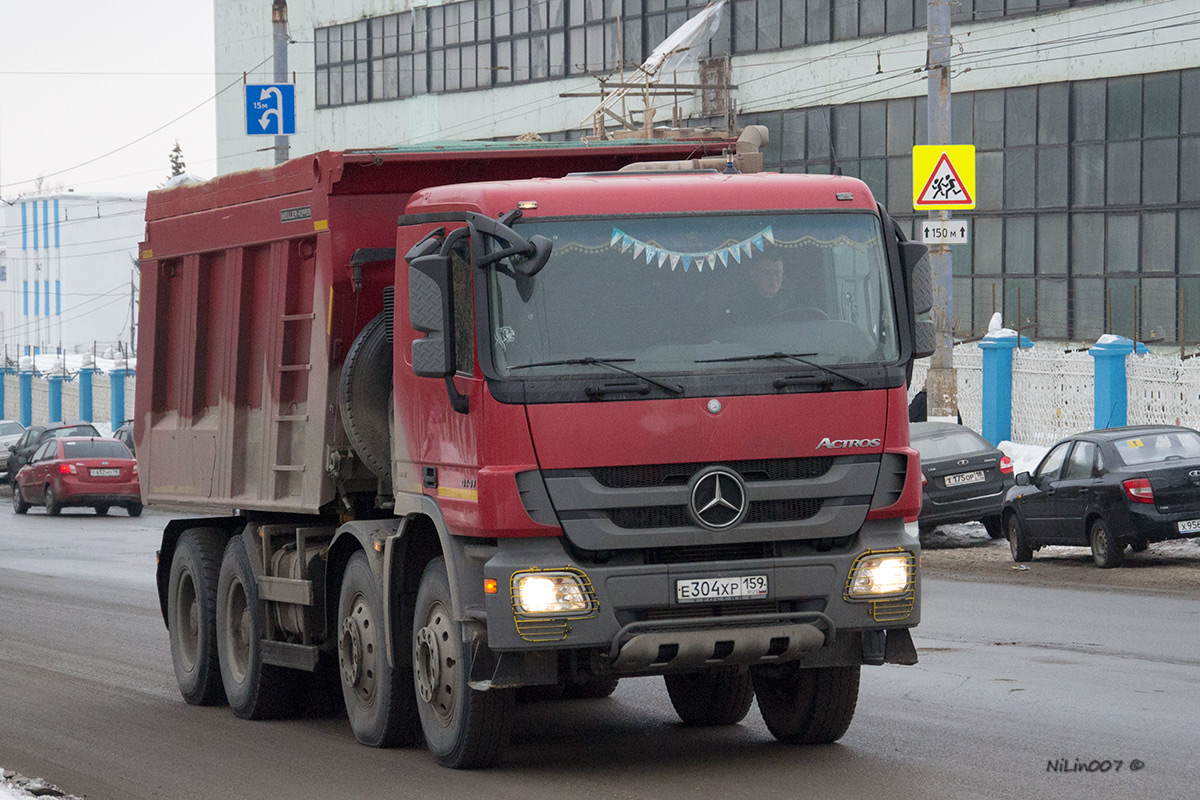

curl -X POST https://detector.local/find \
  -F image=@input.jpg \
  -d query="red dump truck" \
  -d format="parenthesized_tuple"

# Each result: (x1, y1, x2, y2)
(139, 128, 932, 768)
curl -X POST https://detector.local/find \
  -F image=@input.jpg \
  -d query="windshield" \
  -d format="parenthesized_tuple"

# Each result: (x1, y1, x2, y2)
(911, 429, 992, 461)
(62, 440, 132, 459)
(487, 213, 899, 377)
(0, 421, 24, 436)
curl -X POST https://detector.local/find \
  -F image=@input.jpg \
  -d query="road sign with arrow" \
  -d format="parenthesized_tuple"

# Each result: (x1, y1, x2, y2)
(245, 84, 296, 136)
(921, 219, 970, 245)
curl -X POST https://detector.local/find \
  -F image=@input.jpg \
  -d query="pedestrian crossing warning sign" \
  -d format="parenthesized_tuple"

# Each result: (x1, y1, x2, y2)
(913, 145, 975, 210)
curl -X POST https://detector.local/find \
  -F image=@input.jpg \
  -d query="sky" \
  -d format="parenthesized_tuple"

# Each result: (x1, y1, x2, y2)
(0, 2, 217, 198)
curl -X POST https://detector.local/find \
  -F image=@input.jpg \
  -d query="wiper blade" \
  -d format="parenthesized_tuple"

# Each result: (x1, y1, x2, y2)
(695, 351, 867, 387)
(507, 357, 684, 395)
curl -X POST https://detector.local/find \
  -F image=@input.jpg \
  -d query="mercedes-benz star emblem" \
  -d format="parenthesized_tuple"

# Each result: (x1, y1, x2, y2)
(707, 399, 722, 414)
(687, 466, 748, 530)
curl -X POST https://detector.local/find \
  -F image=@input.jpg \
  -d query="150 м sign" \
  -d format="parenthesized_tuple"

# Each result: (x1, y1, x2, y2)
(245, 84, 296, 136)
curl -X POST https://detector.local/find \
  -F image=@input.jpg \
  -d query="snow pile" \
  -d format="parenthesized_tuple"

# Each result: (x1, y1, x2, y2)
(985, 311, 1018, 338)
(0, 768, 79, 800)
(997, 440, 1049, 476)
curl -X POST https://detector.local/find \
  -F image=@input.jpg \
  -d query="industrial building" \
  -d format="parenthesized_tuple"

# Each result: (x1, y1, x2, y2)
(0, 193, 145, 360)
(213, 0, 1200, 343)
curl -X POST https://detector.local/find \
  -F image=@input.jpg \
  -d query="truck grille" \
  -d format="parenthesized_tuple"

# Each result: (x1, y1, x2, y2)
(608, 498, 822, 529)
(591, 456, 835, 488)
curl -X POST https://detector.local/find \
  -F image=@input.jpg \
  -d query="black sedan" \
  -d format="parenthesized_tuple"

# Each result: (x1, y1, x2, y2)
(911, 421, 1014, 539)
(1002, 425, 1200, 568)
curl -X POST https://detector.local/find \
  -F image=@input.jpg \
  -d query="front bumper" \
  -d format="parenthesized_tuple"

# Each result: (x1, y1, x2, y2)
(478, 518, 919, 674)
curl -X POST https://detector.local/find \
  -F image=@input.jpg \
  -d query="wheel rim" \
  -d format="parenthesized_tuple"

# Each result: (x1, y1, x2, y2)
(1094, 525, 1109, 561)
(46, 488, 53, 510)
(339, 591, 378, 708)
(12, 487, 20, 510)
(1007, 517, 1020, 558)
(224, 577, 251, 683)
(414, 599, 458, 727)
(174, 570, 200, 669)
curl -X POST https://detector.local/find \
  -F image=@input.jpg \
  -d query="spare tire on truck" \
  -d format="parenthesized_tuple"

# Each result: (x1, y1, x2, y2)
(339, 311, 393, 481)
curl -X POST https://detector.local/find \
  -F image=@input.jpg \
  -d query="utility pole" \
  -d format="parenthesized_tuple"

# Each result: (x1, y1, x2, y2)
(273, 0, 290, 165)
(926, 0, 957, 418)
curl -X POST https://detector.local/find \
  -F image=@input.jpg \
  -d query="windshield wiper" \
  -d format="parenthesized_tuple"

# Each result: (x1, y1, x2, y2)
(507, 357, 684, 395)
(695, 352, 868, 387)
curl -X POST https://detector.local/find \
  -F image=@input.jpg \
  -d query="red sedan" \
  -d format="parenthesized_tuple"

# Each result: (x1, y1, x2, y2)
(12, 437, 142, 516)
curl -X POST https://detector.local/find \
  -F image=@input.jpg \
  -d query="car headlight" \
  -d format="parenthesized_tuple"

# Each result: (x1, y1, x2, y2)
(845, 550, 916, 598)
(511, 570, 595, 614)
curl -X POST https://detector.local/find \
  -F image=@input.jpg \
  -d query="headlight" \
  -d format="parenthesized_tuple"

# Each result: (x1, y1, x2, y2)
(512, 571, 594, 614)
(846, 551, 915, 598)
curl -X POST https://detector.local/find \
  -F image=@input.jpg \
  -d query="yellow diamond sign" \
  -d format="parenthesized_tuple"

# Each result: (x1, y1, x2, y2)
(913, 145, 975, 210)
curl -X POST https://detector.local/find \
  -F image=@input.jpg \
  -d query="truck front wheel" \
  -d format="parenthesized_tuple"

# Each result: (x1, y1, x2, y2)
(167, 529, 227, 706)
(216, 537, 298, 719)
(664, 668, 754, 726)
(413, 557, 514, 769)
(337, 551, 418, 747)
(751, 664, 860, 744)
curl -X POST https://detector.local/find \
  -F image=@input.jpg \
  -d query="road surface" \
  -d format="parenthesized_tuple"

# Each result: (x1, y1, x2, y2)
(1, 506, 1196, 799)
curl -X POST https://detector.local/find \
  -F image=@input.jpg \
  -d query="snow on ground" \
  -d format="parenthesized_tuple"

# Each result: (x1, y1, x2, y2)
(0, 768, 78, 800)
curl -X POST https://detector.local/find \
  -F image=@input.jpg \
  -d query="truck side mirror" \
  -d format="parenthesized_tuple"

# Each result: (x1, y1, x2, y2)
(409, 254, 455, 378)
(900, 241, 932, 316)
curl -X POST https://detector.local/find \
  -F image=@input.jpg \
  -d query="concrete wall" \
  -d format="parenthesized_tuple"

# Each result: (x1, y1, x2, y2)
(0, 372, 134, 436)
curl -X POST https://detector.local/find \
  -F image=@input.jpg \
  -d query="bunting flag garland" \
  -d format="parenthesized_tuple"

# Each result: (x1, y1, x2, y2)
(610, 226, 774, 272)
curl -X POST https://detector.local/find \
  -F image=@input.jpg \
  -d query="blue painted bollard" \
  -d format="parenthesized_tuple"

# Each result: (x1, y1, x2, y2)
(978, 329, 1033, 446)
(1089, 336, 1149, 429)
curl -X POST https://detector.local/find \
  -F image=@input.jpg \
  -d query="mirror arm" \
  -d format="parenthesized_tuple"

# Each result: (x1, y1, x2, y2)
(445, 376, 470, 414)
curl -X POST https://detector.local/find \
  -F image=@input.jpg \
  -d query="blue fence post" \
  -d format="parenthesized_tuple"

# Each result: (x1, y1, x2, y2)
(978, 330, 1033, 445)
(1089, 336, 1149, 429)
(110, 362, 130, 432)
(18, 357, 34, 428)
(78, 356, 96, 423)
(47, 372, 64, 424)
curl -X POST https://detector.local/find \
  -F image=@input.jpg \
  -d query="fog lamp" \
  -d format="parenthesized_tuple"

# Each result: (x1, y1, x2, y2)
(847, 553, 913, 598)
(512, 571, 593, 614)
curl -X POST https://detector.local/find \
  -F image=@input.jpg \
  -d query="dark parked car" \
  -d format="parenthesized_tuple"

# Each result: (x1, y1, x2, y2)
(112, 422, 135, 457)
(5, 421, 101, 482)
(911, 421, 1014, 538)
(1002, 425, 1200, 568)
(12, 436, 142, 517)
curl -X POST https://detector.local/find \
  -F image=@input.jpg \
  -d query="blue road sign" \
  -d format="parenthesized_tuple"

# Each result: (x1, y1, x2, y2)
(245, 84, 296, 136)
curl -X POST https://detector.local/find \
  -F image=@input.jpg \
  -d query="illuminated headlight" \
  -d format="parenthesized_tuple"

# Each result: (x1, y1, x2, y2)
(846, 552, 914, 598)
(512, 572, 594, 614)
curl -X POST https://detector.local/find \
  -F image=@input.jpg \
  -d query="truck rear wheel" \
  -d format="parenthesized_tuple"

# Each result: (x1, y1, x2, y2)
(167, 529, 227, 706)
(337, 551, 418, 747)
(751, 665, 860, 744)
(664, 668, 754, 726)
(414, 557, 514, 769)
(216, 536, 298, 719)
(565, 675, 620, 699)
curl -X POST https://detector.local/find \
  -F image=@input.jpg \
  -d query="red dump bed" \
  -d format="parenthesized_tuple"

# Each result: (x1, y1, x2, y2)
(135, 139, 728, 512)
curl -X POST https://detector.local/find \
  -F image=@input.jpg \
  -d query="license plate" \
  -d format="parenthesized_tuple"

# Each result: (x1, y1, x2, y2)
(1178, 519, 1200, 533)
(944, 470, 985, 488)
(676, 575, 768, 604)
(90, 468, 120, 477)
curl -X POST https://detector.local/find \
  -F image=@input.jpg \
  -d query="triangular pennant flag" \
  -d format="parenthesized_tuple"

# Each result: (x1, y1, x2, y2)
(633, 243, 645, 260)
(658, 251, 669, 268)
(682, 255, 693, 272)
(742, 241, 753, 258)
(763, 226, 775, 244)
(611, 229, 623, 246)
(646, 246, 656, 263)
(753, 235, 764, 252)
(621, 235, 634, 253)
(731, 246, 742, 264)
(718, 250, 729, 267)
(669, 253, 681, 271)
(707, 254, 717, 269)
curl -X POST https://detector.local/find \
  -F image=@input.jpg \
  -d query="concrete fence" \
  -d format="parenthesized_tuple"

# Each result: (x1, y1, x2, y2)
(1, 370, 135, 436)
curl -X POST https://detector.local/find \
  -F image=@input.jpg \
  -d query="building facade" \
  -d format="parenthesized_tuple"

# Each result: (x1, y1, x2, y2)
(0, 193, 145, 360)
(213, 0, 1200, 343)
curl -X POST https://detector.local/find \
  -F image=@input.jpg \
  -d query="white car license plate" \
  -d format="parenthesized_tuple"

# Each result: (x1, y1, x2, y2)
(90, 468, 120, 477)
(676, 575, 768, 604)
(1178, 518, 1200, 534)
(944, 470, 985, 488)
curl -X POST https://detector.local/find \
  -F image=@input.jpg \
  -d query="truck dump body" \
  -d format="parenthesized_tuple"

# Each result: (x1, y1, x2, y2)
(136, 140, 727, 512)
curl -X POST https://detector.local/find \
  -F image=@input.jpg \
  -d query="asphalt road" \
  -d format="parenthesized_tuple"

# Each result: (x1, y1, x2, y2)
(1, 505, 1197, 800)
